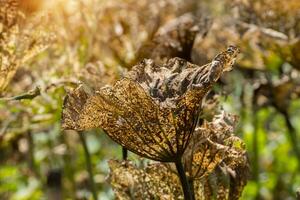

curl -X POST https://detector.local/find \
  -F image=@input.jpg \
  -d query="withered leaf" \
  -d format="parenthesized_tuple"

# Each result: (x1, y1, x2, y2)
(78, 78, 178, 161)
(108, 112, 249, 200)
(128, 46, 240, 108)
(61, 85, 91, 131)
(183, 112, 238, 180)
(108, 160, 183, 200)
(108, 160, 224, 200)
(0, 2, 53, 94)
(79, 61, 119, 91)
(253, 78, 300, 112)
(136, 13, 212, 64)
(183, 134, 228, 179)
(234, 0, 300, 37)
(61, 46, 239, 162)
(222, 137, 249, 200)
(183, 112, 249, 199)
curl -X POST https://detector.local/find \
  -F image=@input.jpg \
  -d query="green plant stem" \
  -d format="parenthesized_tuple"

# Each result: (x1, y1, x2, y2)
(27, 131, 40, 178)
(252, 110, 261, 200)
(60, 133, 76, 199)
(281, 110, 300, 171)
(175, 159, 194, 200)
(0, 86, 40, 101)
(78, 131, 97, 200)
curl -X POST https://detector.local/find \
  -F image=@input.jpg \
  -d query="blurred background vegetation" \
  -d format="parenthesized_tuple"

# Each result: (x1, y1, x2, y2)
(0, 0, 300, 199)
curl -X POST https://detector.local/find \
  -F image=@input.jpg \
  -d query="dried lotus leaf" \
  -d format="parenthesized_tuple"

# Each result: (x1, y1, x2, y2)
(62, 46, 240, 163)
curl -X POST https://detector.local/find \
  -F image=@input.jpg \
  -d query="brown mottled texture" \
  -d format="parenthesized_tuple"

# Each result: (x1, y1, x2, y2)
(109, 160, 234, 200)
(184, 111, 249, 200)
(183, 131, 227, 179)
(0, 0, 19, 29)
(61, 46, 239, 162)
(61, 86, 91, 131)
(233, 0, 300, 37)
(136, 13, 212, 65)
(108, 160, 183, 200)
(78, 61, 119, 91)
(224, 138, 250, 200)
(128, 46, 239, 108)
(0, 1, 53, 94)
(183, 112, 239, 179)
(107, 111, 248, 200)
(216, 172, 230, 200)
(203, 178, 213, 200)
(253, 78, 300, 112)
(0, 0, 19, 93)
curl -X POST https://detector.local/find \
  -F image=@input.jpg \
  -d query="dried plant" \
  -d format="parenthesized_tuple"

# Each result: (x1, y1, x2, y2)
(136, 13, 212, 65)
(1, 0, 299, 199)
(62, 45, 240, 199)
(173, 112, 248, 200)
(0, 0, 53, 94)
(108, 112, 249, 200)
(183, 112, 240, 179)
(253, 77, 300, 112)
(78, 61, 120, 91)
(62, 46, 239, 160)
(0, 0, 19, 93)
(0, 0, 19, 29)
(233, 0, 300, 37)
(109, 160, 183, 200)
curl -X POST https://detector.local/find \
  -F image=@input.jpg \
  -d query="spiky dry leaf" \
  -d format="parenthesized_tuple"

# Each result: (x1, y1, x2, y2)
(91, 0, 179, 68)
(210, 117, 249, 200)
(109, 160, 233, 200)
(61, 46, 239, 162)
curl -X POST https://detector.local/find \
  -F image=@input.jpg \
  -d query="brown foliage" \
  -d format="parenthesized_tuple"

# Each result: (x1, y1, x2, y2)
(62, 46, 239, 162)
(136, 13, 212, 65)
(108, 112, 249, 200)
